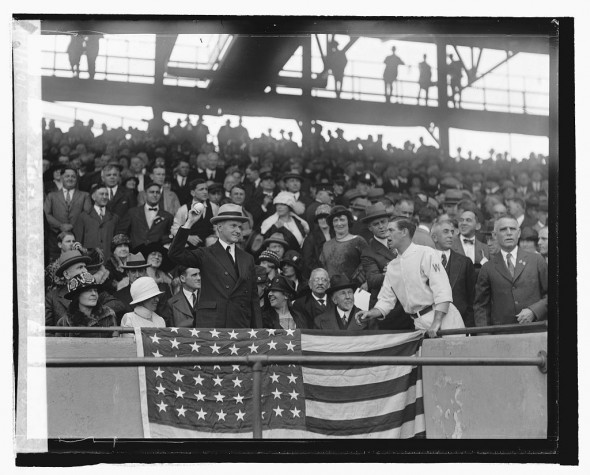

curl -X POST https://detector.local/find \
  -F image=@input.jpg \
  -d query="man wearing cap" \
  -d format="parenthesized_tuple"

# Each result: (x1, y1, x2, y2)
(361, 203, 414, 330)
(293, 268, 334, 325)
(474, 216, 548, 327)
(168, 203, 262, 328)
(262, 232, 290, 260)
(113, 253, 157, 318)
(452, 210, 490, 271)
(355, 216, 465, 337)
(441, 189, 463, 219)
(73, 183, 120, 260)
(314, 275, 377, 330)
(304, 183, 334, 226)
(170, 178, 219, 248)
(166, 266, 201, 328)
(116, 181, 174, 251)
(102, 163, 136, 219)
(282, 172, 313, 211)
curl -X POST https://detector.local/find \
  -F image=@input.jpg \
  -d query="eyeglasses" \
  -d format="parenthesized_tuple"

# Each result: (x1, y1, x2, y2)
(311, 278, 329, 283)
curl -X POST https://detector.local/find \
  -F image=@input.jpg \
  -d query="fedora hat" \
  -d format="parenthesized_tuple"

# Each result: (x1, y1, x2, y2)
(120, 252, 151, 270)
(64, 272, 103, 300)
(326, 274, 359, 295)
(129, 276, 164, 306)
(262, 232, 290, 249)
(266, 275, 296, 298)
(56, 250, 92, 277)
(443, 189, 463, 204)
(361, 202, 392, 223)
(210, 204, 249, 224)
(350, 197, 371, 211)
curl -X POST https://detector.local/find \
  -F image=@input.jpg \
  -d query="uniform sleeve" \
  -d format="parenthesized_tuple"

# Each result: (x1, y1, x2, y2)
(421, 249, 451, 313)
(374, 265, 398, 317)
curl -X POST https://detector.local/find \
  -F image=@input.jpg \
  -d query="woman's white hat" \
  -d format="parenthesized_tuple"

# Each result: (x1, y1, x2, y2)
(130, 276, 164, 305)
(273, 191, 296, 209)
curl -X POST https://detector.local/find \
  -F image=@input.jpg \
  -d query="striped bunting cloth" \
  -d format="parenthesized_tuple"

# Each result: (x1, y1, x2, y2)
(134, 327, 426, 438)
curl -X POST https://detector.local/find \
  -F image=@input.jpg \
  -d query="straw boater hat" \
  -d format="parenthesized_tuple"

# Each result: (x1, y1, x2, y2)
(210, 203, 249, 224)
(120, 252, 151, 270)
(361, 202, 392, 223)
(64, 272, 103, 300)
(129, 276, 164, 306)
(326, 274, 360, 295)
(56, 250, 92, 278)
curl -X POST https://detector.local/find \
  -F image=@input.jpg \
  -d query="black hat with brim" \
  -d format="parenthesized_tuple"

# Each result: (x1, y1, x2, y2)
(326, 274, 360, 295)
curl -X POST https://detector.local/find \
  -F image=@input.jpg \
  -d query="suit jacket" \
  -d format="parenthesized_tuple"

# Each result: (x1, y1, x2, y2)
(474, 248, 548, 326)
(314, 305, 378, 330)
(168, 229, 262, 329)
(445, 250, 476, 327)
(73, 208, 120, 260)
(116, 205, 173, 251)
(170, 173, 196, 206)
(292, 292, 333, 328)
(452, 234, 490, 266)
(262, 305, 311, 330)
(361, 238, 414, 330)
(166, 290, 197, 328)
(44, 189, 92, 232)
(137, 188, 181, 217)
(106, 186, 137, 219)
(195, 167, 226, 184)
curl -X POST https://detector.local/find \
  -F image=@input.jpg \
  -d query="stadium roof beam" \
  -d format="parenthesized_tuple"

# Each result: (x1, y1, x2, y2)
(42, 76, 549, 137)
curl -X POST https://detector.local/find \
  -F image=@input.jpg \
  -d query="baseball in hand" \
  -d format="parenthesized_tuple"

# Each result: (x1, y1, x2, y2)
(192, 202, 205, 215)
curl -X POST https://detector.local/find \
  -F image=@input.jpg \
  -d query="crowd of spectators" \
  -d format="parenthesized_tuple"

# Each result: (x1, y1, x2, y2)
(41, 115, 550, 335)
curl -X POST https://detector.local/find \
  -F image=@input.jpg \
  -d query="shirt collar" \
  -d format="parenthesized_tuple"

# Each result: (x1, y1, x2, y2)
(219, 239, 235, 252)
(337, 307, 350, 320)
(439, 249, 450, 259)
(145, 203, 159, 211)
(182, 287, 198, 302)
(501, 246, 518, 261)
(374, 236, 389, 248)
(312, 293, 326, 303)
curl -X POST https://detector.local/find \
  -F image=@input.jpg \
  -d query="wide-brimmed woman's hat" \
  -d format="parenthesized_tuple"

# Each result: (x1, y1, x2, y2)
(134, 242, 173, 272)
(56, 250, 92, 277)
(210, 203, 249, 224)
(64, 272, 102, 300)
(129, 276, 164, 306)
(266, 275, 296, 298)
(273, 191, 297, 210)
(280, 250, 303, 272)
(326, 274, 359, 295)
(120, 252, 151, 270)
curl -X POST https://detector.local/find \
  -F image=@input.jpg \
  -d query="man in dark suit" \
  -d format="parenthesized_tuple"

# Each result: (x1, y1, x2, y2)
(360, 203, 414, 330)
(73, 183, 120, 260)
(247, 170, 278, 226)
(170, 158, 195, 206)
(102, 163, 136, 219)
(452, 210, 490, 269)
(44, 166, 92, 260)
(431, 219, 476, 327)
(168, 203, 262, 329)
(166, 266, 201, 327)
(282, 172, 313, 213)
(314, 274, 378, 330)
(292, 268, 333, 326)
(474, 216, 548, 327)
(116, 182, 173, 251)
(194, 152, 226, 184)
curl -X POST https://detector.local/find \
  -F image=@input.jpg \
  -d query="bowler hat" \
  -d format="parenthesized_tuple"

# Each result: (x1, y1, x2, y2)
(129, 276, 164, 306)
(120, 252, 151, 270)
(266, 275, 296, 297)
(210, 204, 249, 224)
(64, 272, 103, 300)
(361, 202, 392, 223)
(254, 265, 268, 284)
(56, 250, 92, 277)
(326, 274, 359, 295)
(262, 232, 290, 249)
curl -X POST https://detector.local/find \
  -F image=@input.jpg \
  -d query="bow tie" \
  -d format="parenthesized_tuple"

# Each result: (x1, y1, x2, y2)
(148, 207, 158, 211)
(463, 238, 474, 245)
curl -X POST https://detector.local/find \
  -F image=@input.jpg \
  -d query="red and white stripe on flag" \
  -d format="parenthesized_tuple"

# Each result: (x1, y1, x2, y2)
(135, 327, 425, 438)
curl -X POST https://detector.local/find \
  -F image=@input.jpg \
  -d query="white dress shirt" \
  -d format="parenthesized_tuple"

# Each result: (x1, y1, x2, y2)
(337, 307, 351, 325)
(182, 287, 198, 308)
(144, 203, 159, 228)
(460, 234, 476, 263)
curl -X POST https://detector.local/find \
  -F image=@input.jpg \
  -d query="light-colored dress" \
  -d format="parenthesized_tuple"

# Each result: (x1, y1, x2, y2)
(120, 305, 166, 337)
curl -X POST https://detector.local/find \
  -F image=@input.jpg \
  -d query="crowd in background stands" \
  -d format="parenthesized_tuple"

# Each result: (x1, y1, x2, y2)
(41, 115, 550, 335)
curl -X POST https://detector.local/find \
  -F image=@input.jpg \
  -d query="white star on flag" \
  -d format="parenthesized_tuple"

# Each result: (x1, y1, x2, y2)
(249, 343, 259, 353)
(286, 341, 296, 351)
(289, 390, 299, 400)
(150, 334, 160, 344)
(173, 371, 184, 382)
(214, 392, 225, 403)
(170, 327, 179, 333)
(155, 383, 166, 395)
(210, 343, 221, 354)
(272, 388, 282, 399)
(193, 374, 204, 385)
(229, 344, 239, 355)
(213, 365, 221, 370)
(270, 372, 280, 383)
(176, 406, 187, 417)
(234, 393, 244, 404)
(189, 329, 200, 337)
(152, 350, 163, 357)
(157, 401, 167, 412)
(287, 373, 298, 384)
(248, 329, 259, 338)
(232, 365, 240, 372)
(216, 410, 227, 421)
(170, 338, 180, 349)
(228, 330, 239, 339)
(154, 367, 164, 378)
(268, 340, 277, 350)
(190, 342, 200, 352)
(196, 408, 207, 420)
(285, 329, 295, 337)
(194, 391, 205, 401)
(273, 406, 284, 417)
(174, 387, 185, 398)
(210, 329, 221, 338)
(236, 410, 246, 421)
(266, 329, 276, 336)
(232, 377, 243, 388)
(213, 375, 223, 386)
(290, 407, 301, 418)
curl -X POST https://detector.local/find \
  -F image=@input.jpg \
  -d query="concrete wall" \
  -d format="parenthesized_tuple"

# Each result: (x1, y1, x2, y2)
(42, 332, 547, 438)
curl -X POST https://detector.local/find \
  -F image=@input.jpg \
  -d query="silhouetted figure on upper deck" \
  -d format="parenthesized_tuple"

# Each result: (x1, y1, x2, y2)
(383, 46, 405, 103)
(84, 35, 102, 80)
(326, 40, 348, 99)
(67, 35, 84, 78)
(417, 54, 434, 106)
(448, 54, 464, 108)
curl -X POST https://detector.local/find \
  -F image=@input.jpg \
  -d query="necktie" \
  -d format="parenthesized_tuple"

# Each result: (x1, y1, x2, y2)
(108, 188, 113, 200)
(342, 312, 348, 326)
(226, 246, 239, 274)
(191, 292, 197, 308)
(506, 253, 515, 278)
(441, 253, 448, 268)
(317, 298, 326, 308)
(463, 238, 474, 245)
(149, 207, 158, 211)
(65, 190, 71, 204)
(98, 207, 104, 220)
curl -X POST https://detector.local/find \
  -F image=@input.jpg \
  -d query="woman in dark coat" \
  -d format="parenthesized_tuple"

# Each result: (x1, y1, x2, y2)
(262, 276, 312, 330)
